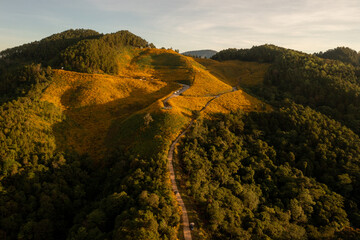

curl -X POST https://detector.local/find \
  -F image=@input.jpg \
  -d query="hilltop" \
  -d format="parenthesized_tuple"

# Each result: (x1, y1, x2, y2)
(0, 30, 360, 240)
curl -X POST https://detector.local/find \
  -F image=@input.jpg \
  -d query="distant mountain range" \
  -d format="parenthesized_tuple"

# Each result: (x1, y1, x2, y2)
(181, 49, 217, 58)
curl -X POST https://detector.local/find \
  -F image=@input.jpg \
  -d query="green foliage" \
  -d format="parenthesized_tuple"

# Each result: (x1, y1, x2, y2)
(213, 44, 360, 135)
(0, 29, 101, 67)
(109, 111, 187, 157)
(0, 29, 151, 75)
(179, 103, 360, 239)
(316, 47, 360, 66)
(212, 44, 288, 63)
(61, 31, 150, 74)
(0, 64, 53, 103)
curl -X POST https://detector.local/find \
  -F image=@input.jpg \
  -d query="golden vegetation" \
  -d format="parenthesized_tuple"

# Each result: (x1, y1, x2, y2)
(203, 89, 272, 117)
(41, 69, 178, 160)
(195, 58, 270, 87)
(167, 96, 214, 117)
(182, 65, 233, 97)
(39, 48, 271, 161)
(134, 48, 194, 83)
(42, 70, 172, 109)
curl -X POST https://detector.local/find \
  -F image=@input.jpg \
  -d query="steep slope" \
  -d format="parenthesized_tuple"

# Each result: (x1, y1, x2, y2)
(41, 69, 179, 160)
(315, 47, 360, 66)
(196, 58, 270, 87)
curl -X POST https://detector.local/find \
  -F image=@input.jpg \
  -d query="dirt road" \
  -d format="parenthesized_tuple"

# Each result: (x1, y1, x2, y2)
(167, 85, 237, 240)
(163, 84, 190, 109)
(168, 120, 194, 240)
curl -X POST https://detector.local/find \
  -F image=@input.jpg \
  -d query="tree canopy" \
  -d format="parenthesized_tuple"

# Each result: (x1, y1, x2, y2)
(178, 103, 360, 239)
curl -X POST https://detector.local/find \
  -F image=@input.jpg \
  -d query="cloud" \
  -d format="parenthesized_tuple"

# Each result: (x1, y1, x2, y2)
(1, 0, 359, 52)
(146, 0, 360, 52)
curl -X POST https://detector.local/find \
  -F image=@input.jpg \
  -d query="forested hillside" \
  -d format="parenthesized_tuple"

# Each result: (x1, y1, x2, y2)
(0, 29, 152, 102)
(212, 45, 360, 135)
(1, 29, 360, 240)
(315, 47, 360, 67)
(61, 30, 151, 74)
(178, 103, 360, 239)
(0, 29, 101, 67)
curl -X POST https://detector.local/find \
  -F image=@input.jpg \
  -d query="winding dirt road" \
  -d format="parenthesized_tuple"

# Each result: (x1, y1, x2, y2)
(163, 84, 190, 109)
(166, 85, 237, 240)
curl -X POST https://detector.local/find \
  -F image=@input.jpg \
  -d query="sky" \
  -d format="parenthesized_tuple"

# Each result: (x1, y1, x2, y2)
(1, 0, 360, 53)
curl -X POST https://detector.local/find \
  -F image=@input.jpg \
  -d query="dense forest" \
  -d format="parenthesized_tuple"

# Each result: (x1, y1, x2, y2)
(212, 45, 360, 135)
(0, 29, 152, 75)
(60, 30, 152, 74)
(179, 103, 360, 239)
(0, 29, 102, 68)
(315, 47, 360, 67)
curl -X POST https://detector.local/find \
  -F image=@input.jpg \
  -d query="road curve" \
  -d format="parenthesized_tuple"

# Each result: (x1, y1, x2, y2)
(163, 84, 190, 109)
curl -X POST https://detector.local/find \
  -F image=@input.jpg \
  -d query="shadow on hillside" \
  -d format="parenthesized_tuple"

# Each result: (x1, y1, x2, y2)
(51, 83, 176, 161)
(131, 50, 185, 69)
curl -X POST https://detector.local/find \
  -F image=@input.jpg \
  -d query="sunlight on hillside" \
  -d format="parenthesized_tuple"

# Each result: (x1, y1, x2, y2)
(203, 89, 272, 117)
(182, 65, 233, 96)
(41, 69, 178, 160)
(168, 96, 214, 116)
(196, 58, 270, 87)
(134, 48, 194, 84)
(42, 70, 170, 109)
(39, 48, 271, 161)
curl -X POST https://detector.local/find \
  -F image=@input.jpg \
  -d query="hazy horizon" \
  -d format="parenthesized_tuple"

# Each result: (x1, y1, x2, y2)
(1, 0, 359, 53)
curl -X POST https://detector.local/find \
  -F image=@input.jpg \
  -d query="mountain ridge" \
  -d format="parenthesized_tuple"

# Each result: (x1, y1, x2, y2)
(182, 49, 217, 58)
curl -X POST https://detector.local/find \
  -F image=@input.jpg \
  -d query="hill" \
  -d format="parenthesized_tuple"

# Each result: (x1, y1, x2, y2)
(1, 31, 360, 240)
(0, 29, 102, 67)
(195, 58, 270, 87)
(213, 45, 360, 134)
(0, 30, 269, 240)
(315, 47, 360, 66)
(182, 49, 217, 58)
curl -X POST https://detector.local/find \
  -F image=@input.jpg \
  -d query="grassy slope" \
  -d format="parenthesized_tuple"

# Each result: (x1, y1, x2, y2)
(203, 89, 272, 117)
(196, 58, 270, 87)
(41, 69, 179, 160)
(39, 48, 270, 160)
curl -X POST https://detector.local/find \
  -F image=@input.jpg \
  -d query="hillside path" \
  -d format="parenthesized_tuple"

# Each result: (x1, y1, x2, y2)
(167, 85, 237, 240)
(163, 84, 190, 109)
